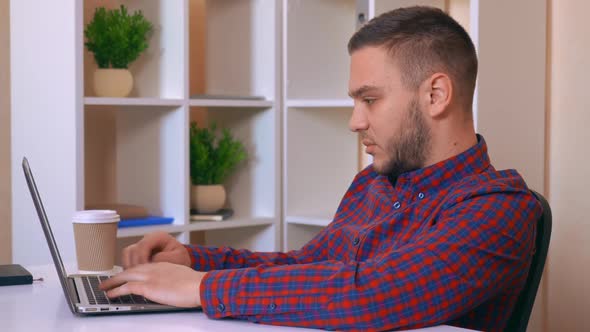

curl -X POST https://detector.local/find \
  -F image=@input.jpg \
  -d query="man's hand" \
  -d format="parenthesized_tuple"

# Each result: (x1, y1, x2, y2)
(99, 262, 206, 308)
(122, 231, 191, 269)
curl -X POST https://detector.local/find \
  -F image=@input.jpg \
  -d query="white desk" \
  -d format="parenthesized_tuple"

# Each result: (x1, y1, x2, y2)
(0, 265, 474, 332)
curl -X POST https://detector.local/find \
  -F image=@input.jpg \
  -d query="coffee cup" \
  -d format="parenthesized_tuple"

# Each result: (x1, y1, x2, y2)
(72, 210, 120, 273)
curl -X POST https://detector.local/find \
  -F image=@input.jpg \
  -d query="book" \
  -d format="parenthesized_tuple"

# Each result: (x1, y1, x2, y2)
(190, 208, 233, 222)
(0, 264, 33, 286)
(118, 216, 174, 228)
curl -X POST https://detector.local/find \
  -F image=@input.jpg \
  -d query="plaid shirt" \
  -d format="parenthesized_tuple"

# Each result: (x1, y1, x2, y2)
(186, 135, 541, 332)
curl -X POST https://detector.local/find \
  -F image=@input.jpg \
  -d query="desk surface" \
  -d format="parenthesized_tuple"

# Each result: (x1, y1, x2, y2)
(0, 264, 474, 332)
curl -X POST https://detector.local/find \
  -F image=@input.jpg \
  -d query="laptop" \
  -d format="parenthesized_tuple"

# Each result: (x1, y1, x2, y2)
(22, 157, 196, 315)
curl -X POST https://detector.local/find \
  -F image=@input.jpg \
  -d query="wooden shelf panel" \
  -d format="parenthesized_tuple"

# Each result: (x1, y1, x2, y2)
(189, 98, 274, 108)
(286, 99, 353, 108)
(285, 216, 331, 227)
(84, 97, 185, 107)
(117, 217, 276, 238)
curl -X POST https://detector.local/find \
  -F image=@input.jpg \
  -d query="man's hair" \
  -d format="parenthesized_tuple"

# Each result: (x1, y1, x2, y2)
(348, 6, 478, 110)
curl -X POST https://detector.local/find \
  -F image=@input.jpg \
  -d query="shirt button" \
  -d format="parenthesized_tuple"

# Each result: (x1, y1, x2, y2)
(217, 303, 226, 312)
(418, 192, 425, 199)
(393, 201, 401, 209)
(269, 303, 277, 310)
(353, 237, 360, 245)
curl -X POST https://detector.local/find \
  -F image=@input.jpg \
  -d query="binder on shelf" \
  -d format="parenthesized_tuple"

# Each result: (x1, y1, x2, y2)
(190, 208, 233, 222)
(118, 216, 174, 228)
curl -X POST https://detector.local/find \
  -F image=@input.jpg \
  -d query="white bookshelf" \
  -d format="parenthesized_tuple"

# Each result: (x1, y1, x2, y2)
(10, 0, 281, 265)
(83, 0, 281, 253)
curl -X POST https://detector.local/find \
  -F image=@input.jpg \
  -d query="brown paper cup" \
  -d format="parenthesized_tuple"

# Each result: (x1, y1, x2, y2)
(72, 210, 119, 273)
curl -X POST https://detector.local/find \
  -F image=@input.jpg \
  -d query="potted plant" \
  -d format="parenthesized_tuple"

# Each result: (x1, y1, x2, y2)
(190, 122, 248, 213)
(84, 5, 153, 97)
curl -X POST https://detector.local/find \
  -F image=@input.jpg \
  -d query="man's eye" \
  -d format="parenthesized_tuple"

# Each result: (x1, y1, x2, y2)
(364, 98, 376, 105)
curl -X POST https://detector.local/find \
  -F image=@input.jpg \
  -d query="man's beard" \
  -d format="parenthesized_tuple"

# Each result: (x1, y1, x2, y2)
(375, 98, 432, 180)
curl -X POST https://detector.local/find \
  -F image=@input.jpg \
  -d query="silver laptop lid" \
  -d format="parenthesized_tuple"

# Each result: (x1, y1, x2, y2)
(22, 157, 77, 313)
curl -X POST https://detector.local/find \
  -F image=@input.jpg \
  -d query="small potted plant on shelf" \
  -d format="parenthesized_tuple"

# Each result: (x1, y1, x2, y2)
(84, 5, 153, 97)
(190, 122, 248, 213)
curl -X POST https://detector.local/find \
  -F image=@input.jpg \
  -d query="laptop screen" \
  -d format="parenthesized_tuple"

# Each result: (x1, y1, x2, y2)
(22, 157, 77, 313)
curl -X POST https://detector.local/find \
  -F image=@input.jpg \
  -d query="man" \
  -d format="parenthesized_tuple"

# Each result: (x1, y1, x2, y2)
(101, 6, 541, 332)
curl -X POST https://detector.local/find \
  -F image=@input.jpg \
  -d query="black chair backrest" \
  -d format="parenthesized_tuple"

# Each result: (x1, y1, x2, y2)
(505, 190, 552, 332)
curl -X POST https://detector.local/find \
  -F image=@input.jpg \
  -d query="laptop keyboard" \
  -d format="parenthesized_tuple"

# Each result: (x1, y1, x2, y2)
(81, 275, 157, 306)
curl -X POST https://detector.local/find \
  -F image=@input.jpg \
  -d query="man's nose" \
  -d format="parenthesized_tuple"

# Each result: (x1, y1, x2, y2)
(349, 105, 368, 132)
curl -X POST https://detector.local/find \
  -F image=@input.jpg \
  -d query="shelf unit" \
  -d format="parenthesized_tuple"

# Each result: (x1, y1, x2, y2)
(83, 0, 281, 255)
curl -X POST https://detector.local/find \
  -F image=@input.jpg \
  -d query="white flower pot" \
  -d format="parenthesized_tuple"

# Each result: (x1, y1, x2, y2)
(93, 68, 133, 97)
(190, 185, 226, 213)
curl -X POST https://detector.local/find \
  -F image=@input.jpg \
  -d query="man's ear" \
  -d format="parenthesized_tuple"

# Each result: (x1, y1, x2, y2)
(421, 72, 452, 118)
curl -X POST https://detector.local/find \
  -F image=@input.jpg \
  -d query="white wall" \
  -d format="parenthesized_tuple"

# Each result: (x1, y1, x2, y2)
(547, 1, 590, 331)
(0, 0, 11, 264)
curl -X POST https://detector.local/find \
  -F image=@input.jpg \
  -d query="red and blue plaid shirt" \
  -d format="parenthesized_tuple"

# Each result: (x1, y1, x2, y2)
(186, 135, 542, 331)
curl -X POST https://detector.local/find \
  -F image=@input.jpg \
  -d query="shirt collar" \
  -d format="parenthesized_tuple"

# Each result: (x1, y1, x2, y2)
(385, 134, 491, 195)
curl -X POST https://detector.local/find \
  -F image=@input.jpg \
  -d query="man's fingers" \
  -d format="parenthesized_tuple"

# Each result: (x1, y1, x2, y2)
(129, 247, 149, 267)
(99, 274, 126, 291)
(122, 243, 150, 269)
(99, 266, 148, 291)
(152, 249, 190, 266)
(121, 245, 135, 269)
(151, 251, 177, 263)
(140, 231, 171, 252)
(122, 232, 173, 268)
(99, 262, 203, 307)
(104, 281, 145, 299)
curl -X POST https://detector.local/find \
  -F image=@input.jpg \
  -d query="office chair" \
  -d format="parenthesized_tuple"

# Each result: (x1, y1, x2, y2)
(504, 190, 552, 332)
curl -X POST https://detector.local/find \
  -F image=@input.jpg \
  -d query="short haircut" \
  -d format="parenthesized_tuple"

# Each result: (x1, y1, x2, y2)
(348, 6, 478, 110)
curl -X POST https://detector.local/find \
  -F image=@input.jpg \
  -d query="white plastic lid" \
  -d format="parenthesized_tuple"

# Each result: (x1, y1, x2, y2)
(72, 210, 120, 224)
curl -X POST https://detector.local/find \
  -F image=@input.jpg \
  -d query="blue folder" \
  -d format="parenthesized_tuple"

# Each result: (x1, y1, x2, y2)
(118, 216, 174, 228)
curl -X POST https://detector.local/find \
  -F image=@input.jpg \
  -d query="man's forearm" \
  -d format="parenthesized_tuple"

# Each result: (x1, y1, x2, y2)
(184, 223, 335, 271)
(184, 244, 318, 271)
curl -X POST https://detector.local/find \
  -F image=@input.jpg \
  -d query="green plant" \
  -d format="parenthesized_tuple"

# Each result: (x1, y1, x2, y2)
(84, 5, 153, 69)
(190, 122, 248, 185)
